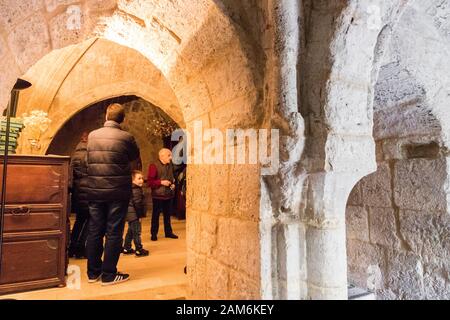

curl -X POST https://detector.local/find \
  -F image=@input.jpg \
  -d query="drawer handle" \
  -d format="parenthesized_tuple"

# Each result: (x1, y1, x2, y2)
(11, 206, 31, 216)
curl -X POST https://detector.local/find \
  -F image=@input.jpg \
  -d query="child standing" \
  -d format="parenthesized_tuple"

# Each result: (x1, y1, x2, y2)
(122, 170, 149, 257)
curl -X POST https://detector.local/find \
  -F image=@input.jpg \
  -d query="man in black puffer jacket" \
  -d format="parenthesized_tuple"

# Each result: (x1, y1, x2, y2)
(86, 103, 140, 286)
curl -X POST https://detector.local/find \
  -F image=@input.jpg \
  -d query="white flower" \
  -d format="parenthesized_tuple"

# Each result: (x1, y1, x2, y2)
(22, 110, 51, 135)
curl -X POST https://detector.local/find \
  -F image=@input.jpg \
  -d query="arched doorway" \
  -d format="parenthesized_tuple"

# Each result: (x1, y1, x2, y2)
(40, 95, 187, 299)
(345, 2, 450, 300)
(1, 1, 263, 300)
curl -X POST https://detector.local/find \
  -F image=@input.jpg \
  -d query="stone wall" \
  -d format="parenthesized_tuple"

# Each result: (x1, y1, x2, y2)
(346, 4, 450, 300)
(14, 38, 181, 155)
(347, 150, 450, 300)
(187, 163, 261, 299)
(0, 0, 117, 109)
(346, 59, 450, 300)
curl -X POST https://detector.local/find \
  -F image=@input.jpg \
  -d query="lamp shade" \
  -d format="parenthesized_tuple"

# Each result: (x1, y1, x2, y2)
(13, 78, 32, 91)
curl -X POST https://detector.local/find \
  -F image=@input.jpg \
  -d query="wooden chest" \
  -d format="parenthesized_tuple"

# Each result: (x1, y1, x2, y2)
(0, 155, 69, 295)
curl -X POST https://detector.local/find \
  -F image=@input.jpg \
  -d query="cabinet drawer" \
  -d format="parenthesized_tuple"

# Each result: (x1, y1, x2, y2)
(0, 163, 65, 204)
(2, 206, 61, 233)
(0, 237, 61, 285)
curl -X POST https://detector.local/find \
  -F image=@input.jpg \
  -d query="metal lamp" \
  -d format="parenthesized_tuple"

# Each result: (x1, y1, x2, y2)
(0, 78, 32, 278)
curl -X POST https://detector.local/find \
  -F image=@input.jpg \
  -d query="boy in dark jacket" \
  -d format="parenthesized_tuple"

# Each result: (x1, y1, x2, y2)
(122, 170, 149, 257)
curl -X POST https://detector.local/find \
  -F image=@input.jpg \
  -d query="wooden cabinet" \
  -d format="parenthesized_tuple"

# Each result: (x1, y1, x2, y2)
(0, 155, 69, 295)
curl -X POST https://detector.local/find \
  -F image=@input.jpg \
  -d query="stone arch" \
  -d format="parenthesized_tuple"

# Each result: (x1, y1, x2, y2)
(310, 0, 450, 216)
(259, 0, 413, 300)
(294, 0, 449, 300)
(15, 38, 183, 155)
(46, 96, 174, 180)
(346, 2, 450, 300)
(0, 0, 264, 300)
(0, 0, 263, 129)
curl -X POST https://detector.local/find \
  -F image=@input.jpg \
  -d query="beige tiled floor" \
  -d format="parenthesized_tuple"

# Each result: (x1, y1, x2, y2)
(1, 217, 187, 300)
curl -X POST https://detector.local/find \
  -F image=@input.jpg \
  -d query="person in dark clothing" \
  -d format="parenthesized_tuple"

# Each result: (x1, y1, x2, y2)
(147, 148, 178, 241)
(174, 165, 186, 220)
(68, 132, 90, 259)
(85, 103, 140, 286)
(122, 170, 149, 257)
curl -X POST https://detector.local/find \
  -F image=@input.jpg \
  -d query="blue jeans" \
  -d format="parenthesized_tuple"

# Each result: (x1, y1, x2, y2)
(86, 200, 128, 280)
(124, 219, 143, 250)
